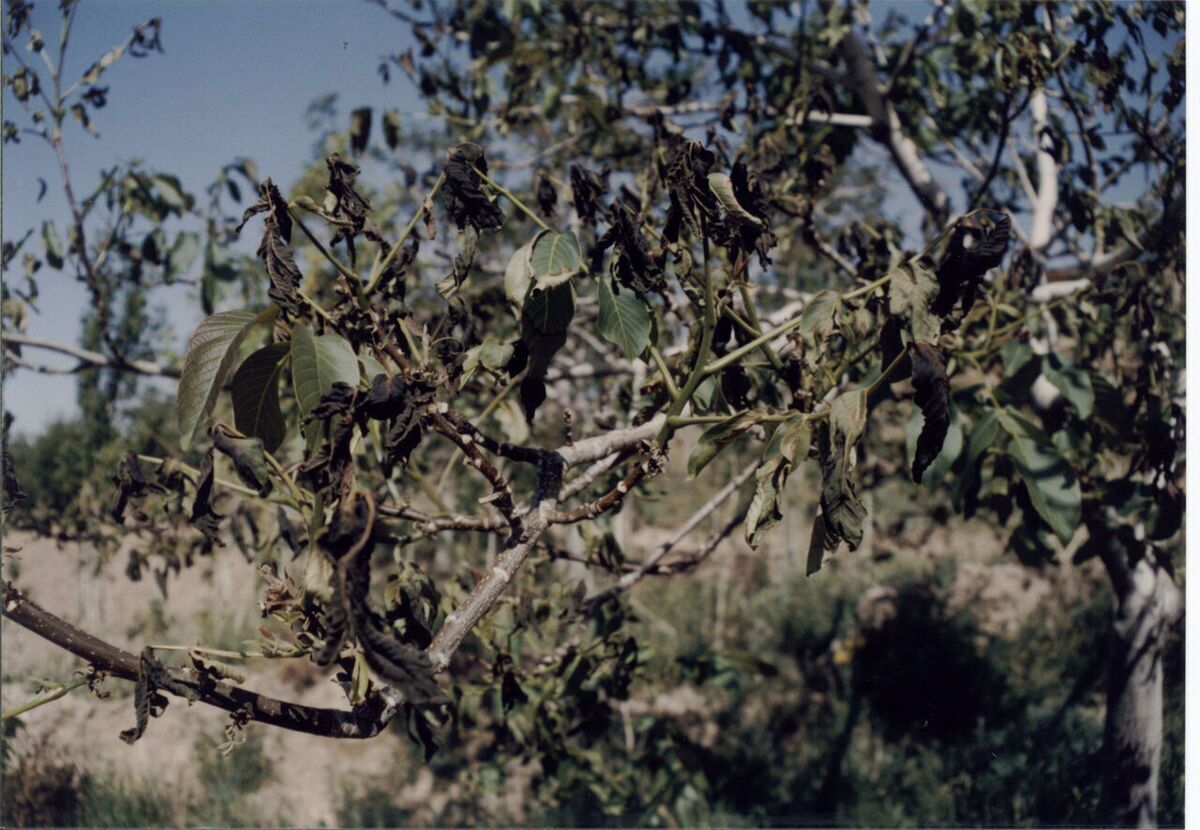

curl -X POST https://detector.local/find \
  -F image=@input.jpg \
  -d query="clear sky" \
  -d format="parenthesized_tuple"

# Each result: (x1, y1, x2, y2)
(3, 0, 425, 436)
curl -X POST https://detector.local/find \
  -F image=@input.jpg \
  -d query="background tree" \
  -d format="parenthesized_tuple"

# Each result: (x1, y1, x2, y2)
(2, 1, 1184, 826)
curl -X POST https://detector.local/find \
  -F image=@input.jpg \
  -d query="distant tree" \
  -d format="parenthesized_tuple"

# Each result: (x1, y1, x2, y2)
(2, 2, 1183, 825)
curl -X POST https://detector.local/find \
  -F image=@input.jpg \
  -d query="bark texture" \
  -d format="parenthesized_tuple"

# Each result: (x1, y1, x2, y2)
(1093, 527, 1183, 828)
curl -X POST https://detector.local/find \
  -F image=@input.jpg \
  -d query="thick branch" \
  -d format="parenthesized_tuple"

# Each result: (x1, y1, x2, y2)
(2, 584, 397, 739)
(825, 1, 950, 224)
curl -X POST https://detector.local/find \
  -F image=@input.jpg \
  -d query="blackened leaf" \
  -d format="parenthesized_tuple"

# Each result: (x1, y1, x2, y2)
(230, 342, 289, 454)
(364, 374, 408, 421)
(325, 154, 372, 222)
(524, 283, 575, 335)
(120, 655, 154, 744)
(933, 209, 1012, 316)
(664, 140, 719, 242)
(383, 109, 401, 149)
(349, 107, 372, 154)
(910, 342, 951, 484)
(277, 505, 307, 558)
(806, 514, 828, 576)
(595, 200, 666, 296)
(177, 307, 279, 450)
(308, 382, 358, 422)
(258, 224, 303, 316)
(109, 451, 161, 523)
(534, 170, 557, 217)
(569, 164, 607, 226)
(356, 621, 445, 705)
(211, 424, 273, 497)
(190, 448, 224, 547)
(443, 143, 503, 231)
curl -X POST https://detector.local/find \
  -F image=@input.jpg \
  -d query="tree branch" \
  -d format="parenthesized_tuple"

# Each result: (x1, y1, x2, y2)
(2, 583, 400, 739)
(823, 0, 950, 225)
(4, 333, 180, 378)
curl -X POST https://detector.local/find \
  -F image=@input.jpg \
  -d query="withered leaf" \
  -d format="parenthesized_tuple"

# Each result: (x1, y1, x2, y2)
(349, 107, 372, 155)
(933, 210, 1012, 317)
(238, 179, 303, 316)
(593, 200, 666, 296)
(569, 164, 607, 226)
(120, 647, 190, 744)
(664, 140, 720, 243)
(308, 382, 358, 423)
(534, 170, 557, 217)
(911, 342, 951, 484)
(364, 374, 408, 421)
(277, 505, 307, 558)
(109, 451, 161, 523)
(210, 424, 273, 497)
(189, 448, 224, 548)
(818, 391, 869, 552)
(443, 143, 503, 231)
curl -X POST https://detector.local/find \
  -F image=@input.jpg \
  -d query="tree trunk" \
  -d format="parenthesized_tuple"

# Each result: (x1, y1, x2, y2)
(1094, 528, 1183, 828)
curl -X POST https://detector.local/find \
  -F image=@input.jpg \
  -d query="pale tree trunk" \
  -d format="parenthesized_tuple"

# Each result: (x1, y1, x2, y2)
(1092, 524, 1184, 828)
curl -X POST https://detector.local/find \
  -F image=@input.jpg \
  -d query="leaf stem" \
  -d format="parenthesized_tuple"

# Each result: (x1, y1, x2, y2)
(470, 165, 552, 232)
(658, 233, 717, 445)
(287, 207, 361, 286)
(647, 343, 680, 399)
(365, 172, 446, 295)
(2, 677, 89, 721)
(264, 450, 309, 508)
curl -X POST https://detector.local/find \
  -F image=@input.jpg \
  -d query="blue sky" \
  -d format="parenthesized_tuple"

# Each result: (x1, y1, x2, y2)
(3, 0, 425, 436)
(2, 1, 1173, 438)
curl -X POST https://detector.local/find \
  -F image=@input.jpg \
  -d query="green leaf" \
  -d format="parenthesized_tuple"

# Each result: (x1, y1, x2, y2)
(688, 411, 762, 479)
(597, 276, 651, 359)
(952, 409, 1000, 508)
(707, 173, 763, 225)
(153, 174, 190, 213)
(529, 231, 581, 289)
(744, 417, 810, 547)
(359, 353, 387, 383)
(1001, 341, 1035, 378)
(1006, 434, 1081, 544)
(523, 283, 575, 335)
(1042, 354, 1094, 418)
(830, 389, 869, 445)
(290, 324, 361, 418)
(504, 239, 535, 312)
(41, 220, 63, 269)
(231, 343, 289, 454)
(177, 307, 278, 450)
(462, 336, 514, 380)
(81, 41, 126, 85)
(165, 231, 200, 281)
(797, 289, 839, 337)
(888, 259, 940, 343)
